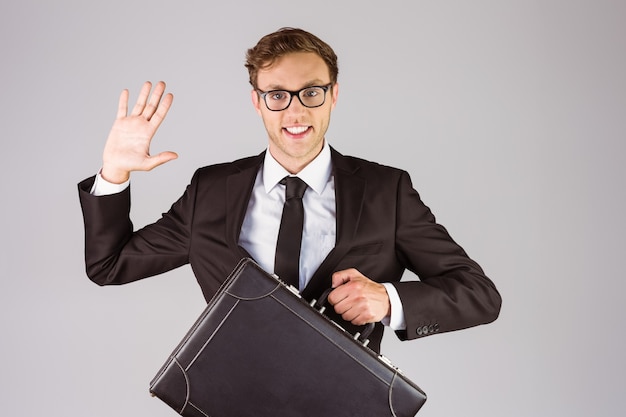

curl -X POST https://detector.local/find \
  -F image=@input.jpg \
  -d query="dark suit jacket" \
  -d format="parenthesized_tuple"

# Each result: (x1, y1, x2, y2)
(78, 147, 501, 353)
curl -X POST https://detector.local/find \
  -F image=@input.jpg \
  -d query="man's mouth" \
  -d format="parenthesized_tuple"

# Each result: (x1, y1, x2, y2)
(284, 126, 311, 136)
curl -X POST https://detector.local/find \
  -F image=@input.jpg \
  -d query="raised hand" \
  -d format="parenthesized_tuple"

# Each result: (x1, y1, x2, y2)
(101, 81, 177, 184)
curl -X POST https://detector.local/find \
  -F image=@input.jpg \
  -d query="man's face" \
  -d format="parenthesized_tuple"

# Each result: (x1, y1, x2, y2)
(252, 52, 338, 174)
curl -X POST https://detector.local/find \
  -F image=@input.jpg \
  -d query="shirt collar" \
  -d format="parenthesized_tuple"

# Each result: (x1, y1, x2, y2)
(262, 140, 332, 195)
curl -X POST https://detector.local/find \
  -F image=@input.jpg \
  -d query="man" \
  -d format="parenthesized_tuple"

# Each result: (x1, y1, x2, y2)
(78, 28, 501, 354)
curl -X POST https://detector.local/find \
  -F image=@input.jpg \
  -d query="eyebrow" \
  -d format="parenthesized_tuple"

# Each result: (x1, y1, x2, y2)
(262, 80, 329, 91)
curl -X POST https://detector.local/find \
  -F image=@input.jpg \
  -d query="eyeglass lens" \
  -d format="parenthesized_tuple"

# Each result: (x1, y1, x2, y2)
(264, 86, 327, 111)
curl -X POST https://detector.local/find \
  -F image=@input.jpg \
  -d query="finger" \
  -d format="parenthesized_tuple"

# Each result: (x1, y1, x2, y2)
(331, 269, 353, 288)
(116, 89, 129, 119)
(149, 92, 174, 129)
(130, 81, 153, 116)
(332, 296, 351, 315)
(335, 296, 377, 325)
(141, 151, 178, 171)
(327, 286, 348, 306)
(334, 301, 366, 325)
(143, 81, 167, 120)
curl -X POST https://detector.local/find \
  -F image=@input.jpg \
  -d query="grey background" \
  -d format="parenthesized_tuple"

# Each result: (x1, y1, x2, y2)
(1, 0, 624, 416)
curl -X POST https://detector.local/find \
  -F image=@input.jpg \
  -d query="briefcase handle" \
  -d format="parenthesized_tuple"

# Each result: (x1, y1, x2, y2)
(313, 288, 376, 347)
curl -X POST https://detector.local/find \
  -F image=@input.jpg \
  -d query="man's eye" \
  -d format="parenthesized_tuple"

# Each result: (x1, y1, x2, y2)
(302, 89, 319, 98)
(270, 92, 288, 101)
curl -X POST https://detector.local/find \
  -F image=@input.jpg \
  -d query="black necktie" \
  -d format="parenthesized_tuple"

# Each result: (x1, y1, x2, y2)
(274, 176, 307, 290)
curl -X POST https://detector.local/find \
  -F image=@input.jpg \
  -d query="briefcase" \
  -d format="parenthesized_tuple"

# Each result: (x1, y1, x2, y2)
(149, 257, 427, 416)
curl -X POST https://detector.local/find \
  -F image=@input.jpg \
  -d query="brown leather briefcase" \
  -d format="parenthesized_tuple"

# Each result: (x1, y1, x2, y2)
(149, 258, 427, 416)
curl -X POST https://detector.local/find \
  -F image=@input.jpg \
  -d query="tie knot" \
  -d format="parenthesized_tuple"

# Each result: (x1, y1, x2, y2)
(282, 176, 307, 200)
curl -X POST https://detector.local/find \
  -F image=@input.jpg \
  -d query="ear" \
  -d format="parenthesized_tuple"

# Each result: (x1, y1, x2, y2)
(330, 82, 339, 110)
(251, 89, 262, 116)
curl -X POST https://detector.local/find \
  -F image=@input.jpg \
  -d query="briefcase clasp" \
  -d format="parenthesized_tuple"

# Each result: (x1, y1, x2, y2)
(311, 288, 376, 347)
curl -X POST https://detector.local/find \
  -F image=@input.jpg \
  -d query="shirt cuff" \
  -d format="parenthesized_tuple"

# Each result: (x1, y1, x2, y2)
(380, 282, 406, 331)
(90, 171, 130, 196)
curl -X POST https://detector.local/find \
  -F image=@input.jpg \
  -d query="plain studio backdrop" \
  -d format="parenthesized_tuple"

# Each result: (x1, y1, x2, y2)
(1, 1, 624, 416)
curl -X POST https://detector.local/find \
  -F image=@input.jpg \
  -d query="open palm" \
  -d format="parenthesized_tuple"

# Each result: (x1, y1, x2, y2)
(101, 81, 177, 184)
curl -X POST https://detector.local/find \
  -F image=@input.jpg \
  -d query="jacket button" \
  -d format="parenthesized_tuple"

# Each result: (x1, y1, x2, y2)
(416, 327, 423, 335)
(422, 325, 429, 335)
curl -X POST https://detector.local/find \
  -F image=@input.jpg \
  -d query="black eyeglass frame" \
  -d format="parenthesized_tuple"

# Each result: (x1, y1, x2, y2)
(256, 84, 333, 112)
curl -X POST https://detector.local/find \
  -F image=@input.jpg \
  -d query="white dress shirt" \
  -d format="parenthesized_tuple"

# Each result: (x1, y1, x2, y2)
(91, 140, 405, 330)
(238, 142, 336, 290)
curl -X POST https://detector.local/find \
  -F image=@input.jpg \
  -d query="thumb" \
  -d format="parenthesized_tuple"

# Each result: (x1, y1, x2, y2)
(143, 151, 178, 171)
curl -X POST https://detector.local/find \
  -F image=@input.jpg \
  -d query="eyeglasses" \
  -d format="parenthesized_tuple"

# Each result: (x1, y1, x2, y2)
(257, 84, 332, 111)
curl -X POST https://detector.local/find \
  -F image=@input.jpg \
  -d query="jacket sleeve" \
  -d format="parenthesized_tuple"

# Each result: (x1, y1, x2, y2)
(391, 171, 501, 340)
(77, 173, 197, 286)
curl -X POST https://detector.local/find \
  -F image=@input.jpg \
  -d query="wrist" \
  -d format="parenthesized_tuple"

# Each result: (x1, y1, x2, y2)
(101, 166, 130, 184)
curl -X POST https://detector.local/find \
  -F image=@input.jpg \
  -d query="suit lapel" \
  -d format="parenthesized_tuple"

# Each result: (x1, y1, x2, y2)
(223, 148, 367, 300)
(301, 148, 366, 300)
(226, 152, 265, 257)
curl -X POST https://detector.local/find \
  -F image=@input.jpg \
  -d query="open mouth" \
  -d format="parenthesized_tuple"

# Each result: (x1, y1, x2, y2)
(284, 126, 311, 137)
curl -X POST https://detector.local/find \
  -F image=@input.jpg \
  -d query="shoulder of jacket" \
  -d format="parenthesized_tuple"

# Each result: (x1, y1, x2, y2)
(192, 152, 264, 179)
(331, 147, 406, 177)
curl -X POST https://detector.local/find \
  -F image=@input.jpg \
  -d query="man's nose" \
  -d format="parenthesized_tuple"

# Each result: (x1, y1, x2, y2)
(285, 94, 306, 113)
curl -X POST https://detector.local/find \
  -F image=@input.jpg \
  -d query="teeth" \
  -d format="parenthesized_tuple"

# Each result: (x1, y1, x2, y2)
(285, 126, 308, 134)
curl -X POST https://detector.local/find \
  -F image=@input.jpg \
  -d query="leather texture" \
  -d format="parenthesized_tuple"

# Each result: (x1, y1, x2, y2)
(150, 258, 427, 416)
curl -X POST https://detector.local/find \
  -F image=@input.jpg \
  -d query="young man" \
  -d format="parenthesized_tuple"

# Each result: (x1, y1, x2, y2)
(78, 28, 501, 354)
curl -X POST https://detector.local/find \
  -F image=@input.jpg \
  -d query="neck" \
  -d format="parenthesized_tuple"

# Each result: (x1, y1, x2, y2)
(270, 142, 325, 175)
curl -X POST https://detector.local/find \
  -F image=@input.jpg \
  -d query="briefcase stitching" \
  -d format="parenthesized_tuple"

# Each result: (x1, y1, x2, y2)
(170, 357, 191, 415)
(151, 259, 252, 388)
(269, 293, 394, 388)
(187, 401, 211, 417)
(185, 300, 240, 371)
(151, 258, 427, 416)
(388, 371, 400, 417)
(224, 281, 282, 301)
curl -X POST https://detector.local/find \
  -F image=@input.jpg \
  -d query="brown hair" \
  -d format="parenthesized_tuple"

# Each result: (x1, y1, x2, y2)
(245, 27, 338, 88)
